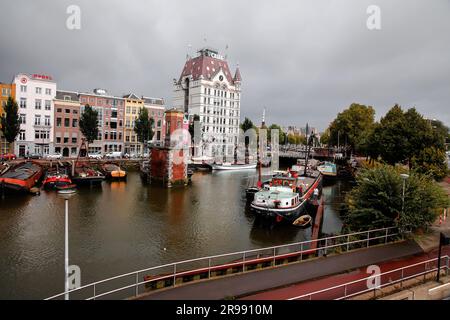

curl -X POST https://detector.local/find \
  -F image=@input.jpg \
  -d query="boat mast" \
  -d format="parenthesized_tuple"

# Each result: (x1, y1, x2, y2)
(257, 108, 266, 188)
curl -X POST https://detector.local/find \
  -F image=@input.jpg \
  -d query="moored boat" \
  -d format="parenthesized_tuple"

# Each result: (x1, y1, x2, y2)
(72, 165, 105, 185)
(42, 169, 72, 190)
(0, 161, 43, 192)
(101, 163, 127, 180)
(317, 161, 337, 178)
(250, 169, 322, 223)
(210, 162, 257, 171)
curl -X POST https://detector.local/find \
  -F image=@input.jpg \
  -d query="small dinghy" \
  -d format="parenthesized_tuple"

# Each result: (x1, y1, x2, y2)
(293, 214, 312, 228)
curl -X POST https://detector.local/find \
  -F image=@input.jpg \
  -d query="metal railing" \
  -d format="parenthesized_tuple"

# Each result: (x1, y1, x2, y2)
(288, 255, 450, 300)
(45, 226, 401, 300)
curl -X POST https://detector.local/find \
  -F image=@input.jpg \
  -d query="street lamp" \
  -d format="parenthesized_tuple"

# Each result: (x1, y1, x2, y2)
(400, 174, 409, 218)
(58, 192, 74, 300)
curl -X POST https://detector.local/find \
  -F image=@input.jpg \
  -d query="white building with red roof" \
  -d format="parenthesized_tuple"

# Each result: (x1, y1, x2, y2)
(173, 47, 241, 158)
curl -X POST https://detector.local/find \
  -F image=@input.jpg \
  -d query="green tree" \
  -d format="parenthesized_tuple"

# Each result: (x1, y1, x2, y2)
(134, 107, 154, 155)
(240, 117, 255, 164)
(327, 103, 375, 153)
(0, 96, 21, 153)
(411, 147, 447, 180)
(320, 129, 330, 146)
(79, 104, 99, 152)
(268, 124, 286, 145)
(344, 165, 448, 233)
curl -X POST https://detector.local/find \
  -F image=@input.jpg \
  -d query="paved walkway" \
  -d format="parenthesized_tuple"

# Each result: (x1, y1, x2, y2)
(139, 240, 422, 300)
(242, 246, 450, 300)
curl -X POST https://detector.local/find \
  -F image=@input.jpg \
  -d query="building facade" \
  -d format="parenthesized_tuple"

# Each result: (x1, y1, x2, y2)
(0, 82, 16, 153)
(54, 90, 81, 157)
(13, 73, 56, 157)
(123, 93, 145, 155)
(142, 96, 165, 144)
(173, 47, 241, 158)
(79, 89, 125, 154)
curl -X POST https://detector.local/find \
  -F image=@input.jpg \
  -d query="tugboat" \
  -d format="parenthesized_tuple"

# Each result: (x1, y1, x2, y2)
(42, 167, 72, 190)
(0, 161, 43, 192)
(101, 163, 127, 180)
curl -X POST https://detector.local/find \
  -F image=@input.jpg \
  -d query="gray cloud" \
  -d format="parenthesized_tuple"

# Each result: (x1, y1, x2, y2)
(0, 0, 449, 130)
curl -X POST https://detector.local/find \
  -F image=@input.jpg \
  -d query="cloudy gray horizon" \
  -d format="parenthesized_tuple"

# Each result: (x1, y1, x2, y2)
(1, 0, 449, 131)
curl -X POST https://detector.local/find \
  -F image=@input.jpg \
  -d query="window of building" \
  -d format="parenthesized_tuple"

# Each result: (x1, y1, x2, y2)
(64, 137, 69, 143)
(44, 116, 51, 126)
(63, 95, 71, 101)
(1, 88, 10, 96)
(73, 110, 78, 114)
(110, 122, 117, 129)
(19, 130, 25, 141)
(104, 132, 108, 140)
(19, 114, 26, 124)
(45, 100, 51, 110)
(65, 109, 70, 113)
(71, 147, 77, 155)
(34, 115, 41, 126)
(56, 137, 61, 143)
(20, 85, 27, 93)
(56, 118, 62, 127)
(46, 88, 51, 95)
(72, 119, 78, 127)
(35, 99, 42, 110)
(64, 118, 70, 127)
(72, 137, 77, 144)
(36, 87, 42, 94)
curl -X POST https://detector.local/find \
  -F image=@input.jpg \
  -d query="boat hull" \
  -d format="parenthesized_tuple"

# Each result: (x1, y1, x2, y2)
(210, 163, 257, 171)
(0, 162, 43, 193)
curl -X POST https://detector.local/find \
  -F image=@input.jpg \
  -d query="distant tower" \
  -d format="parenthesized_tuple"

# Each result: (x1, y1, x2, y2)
(262, 108, 266, 127)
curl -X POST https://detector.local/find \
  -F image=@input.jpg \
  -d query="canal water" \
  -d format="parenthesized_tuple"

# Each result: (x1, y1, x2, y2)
(0, 170, 351, 299)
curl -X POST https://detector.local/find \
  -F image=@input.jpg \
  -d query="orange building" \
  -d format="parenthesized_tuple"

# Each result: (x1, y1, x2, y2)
(0, 82, 16, 153)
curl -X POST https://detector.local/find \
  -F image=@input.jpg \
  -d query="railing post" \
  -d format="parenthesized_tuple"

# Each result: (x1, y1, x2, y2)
(324, 238, 327, 256)
(385, 228, 389, 244)
(135, 272, 139, 297)
(344, 285, 347, 299)
(173, 264, 177, 287)
(367, 231, 370, 248)
(401, 269, 404, 288)
(347, 235, 350, 251)
(273, 248, 276, 267)
(93, 284, 96, 301)
(243, 252, 246, 272)
(300, 243, 303, 261)
(208, 258, 211, 279)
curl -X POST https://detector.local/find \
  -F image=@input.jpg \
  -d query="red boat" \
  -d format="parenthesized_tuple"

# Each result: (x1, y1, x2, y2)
(42, 170, 73, 190)
(0, 161, 43, 192)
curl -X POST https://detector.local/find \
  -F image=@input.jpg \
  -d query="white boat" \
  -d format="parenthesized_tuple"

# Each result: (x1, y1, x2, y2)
(210, 163, 257, 171)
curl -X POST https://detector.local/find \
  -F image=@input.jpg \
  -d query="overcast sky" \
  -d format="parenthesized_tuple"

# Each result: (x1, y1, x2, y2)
(0, 0, 449, 131)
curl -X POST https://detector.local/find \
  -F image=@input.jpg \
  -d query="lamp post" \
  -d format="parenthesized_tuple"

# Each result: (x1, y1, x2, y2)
(400, 174, 409, 219)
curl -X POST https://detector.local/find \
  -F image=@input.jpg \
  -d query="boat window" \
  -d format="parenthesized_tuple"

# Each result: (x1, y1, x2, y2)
(291, 199, 294, 206)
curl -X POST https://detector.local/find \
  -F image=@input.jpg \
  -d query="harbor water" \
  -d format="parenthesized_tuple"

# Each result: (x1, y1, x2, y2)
(0, 170, 351, 299)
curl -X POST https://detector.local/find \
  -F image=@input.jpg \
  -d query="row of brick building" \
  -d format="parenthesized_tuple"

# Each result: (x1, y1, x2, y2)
(0, 73, 166, 157)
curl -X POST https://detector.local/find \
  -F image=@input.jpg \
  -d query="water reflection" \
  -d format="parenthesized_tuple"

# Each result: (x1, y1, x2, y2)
(0, 170, 348, 299)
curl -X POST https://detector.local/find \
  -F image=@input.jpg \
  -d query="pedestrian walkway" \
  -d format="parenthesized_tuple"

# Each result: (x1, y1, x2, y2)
(138, 240, 422, 300)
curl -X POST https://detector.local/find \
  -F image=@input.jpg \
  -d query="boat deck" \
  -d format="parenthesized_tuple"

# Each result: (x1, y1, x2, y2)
(0, 162, 40, 180)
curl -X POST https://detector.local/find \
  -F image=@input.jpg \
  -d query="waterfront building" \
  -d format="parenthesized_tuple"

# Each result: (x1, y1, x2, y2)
(172, 47, 241, 158)
(123, 93, 145, 155)
(0, 82, 16, 153)
(79, 89, 125, 154)
(13, 73, 56, 157)
(53, 90, 81, 157)
(142, 96, 165, 145)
